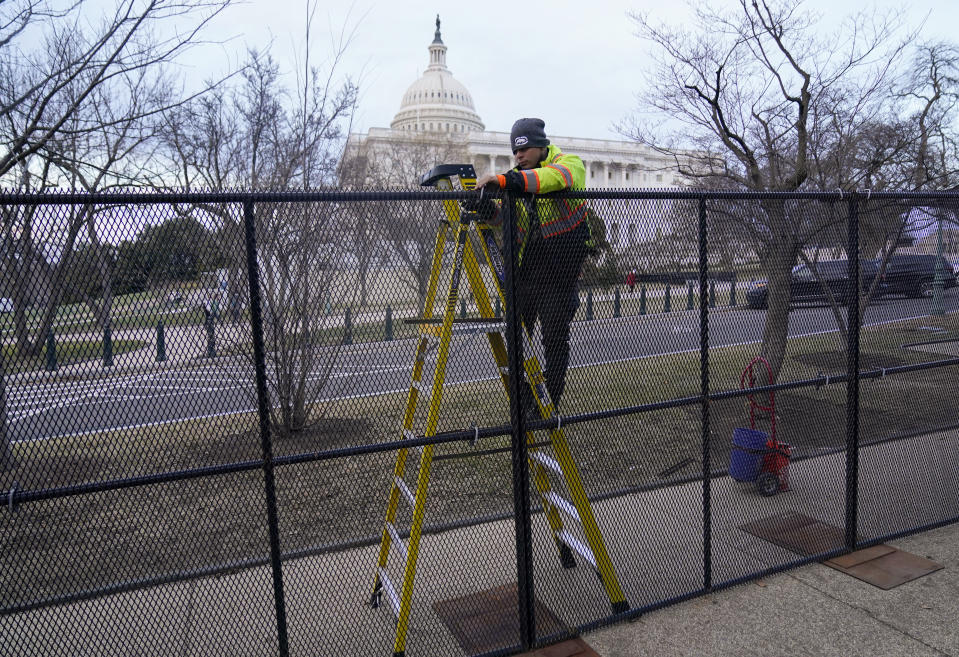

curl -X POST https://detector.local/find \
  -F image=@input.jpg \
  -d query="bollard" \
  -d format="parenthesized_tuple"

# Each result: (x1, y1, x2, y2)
(343, 307, 353, 345)
(103, 320, 113, 367)
(613, 287, 621, 318)
(45, 327, 57, 371)
(205, 313, 216, 358)
(586, 290, 594, 320)
(686, 282, 694, 310)
(709, 280, 716, 308)
(157, 320, 166, 362)
(385, 306, 393, 341)
(730, 275, 737, 306)
(640, 284, 647, 315)
(460, 298, 466, 319)
(495, 296, 501, 318)
(664, 285, 671, 313)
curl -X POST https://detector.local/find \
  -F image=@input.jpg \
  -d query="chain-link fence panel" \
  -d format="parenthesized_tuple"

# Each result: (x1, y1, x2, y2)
(2, 188, 959, 657)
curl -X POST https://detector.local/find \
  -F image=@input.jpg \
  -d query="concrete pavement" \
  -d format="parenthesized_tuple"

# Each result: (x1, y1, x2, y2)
(3, 425, 957, 657)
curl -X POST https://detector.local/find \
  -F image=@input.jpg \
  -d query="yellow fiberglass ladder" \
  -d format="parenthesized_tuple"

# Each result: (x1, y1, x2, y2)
(369, 164, 628, 657)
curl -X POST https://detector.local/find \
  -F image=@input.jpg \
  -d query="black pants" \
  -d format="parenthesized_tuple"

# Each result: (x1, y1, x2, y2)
(516, 222, 588, 411)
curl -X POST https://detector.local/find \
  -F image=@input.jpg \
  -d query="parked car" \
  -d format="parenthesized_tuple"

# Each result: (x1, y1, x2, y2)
(874, 254, 957, 298)
(746, 260, 884, 309)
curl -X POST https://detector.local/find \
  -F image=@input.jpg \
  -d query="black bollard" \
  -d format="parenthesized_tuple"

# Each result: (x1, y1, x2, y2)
(103, 320, 113, 367)
(686, 282, 694, 310)
(157, 320, 166, 362)
(586, 290, 594, 320)
(664, 285, 671, 313)
(730, 275, 737, 306)
(343, 307, 353, 345)
(385, 306, 393, 341)
(640, 284, 647, 315)
(205, 313, 216, 358)
(709, 281, 716, 308)
(45, 327, 57, 371)
(614, 287, 621, 318)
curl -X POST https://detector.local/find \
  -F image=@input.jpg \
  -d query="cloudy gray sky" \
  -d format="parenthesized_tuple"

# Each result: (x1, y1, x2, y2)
(199, 0, 959, 141)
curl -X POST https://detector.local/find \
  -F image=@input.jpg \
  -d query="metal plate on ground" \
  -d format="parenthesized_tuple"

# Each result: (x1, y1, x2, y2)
(739, 511, 847, 556)
(432, 583, 568, 655)
(517, 637, 602, 656)
(824, 545, 943, 589)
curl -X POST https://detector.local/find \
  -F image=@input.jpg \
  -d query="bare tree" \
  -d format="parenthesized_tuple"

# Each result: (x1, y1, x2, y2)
(621, 0, 957, 379)
(0, 0, 235, 179)
(341, 131, 470, 307)
(158, 6, 360, 439)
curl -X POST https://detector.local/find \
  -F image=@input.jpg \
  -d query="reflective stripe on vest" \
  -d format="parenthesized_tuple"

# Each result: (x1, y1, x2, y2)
(539, 198, 586, 238)
(520, 169, 540, 193)
(545, 163, 573, 187)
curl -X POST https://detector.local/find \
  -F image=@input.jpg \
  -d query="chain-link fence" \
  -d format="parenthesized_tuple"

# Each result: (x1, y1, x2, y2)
(1, 187, 957, 656)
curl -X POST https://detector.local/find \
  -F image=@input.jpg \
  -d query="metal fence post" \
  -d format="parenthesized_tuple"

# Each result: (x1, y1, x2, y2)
(102, 320, 113, 367)
(698, 198, 712, 591)
(385, 306, 393, 342)
(502, 190, 535, 651)
(845, 194, 861, 551)
(156, 321, 166, 362)
(241, 198, 290, 657)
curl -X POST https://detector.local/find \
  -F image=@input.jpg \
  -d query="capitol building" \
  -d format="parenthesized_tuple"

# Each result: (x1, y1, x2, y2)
(342, 17, 687, 248)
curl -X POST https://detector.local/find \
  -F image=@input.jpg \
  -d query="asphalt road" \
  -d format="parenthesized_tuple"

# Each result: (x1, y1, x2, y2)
(6, 292, 956, 443)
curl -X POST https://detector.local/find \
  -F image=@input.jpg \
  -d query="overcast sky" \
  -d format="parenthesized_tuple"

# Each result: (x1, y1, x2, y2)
(197, 0, 959, 142)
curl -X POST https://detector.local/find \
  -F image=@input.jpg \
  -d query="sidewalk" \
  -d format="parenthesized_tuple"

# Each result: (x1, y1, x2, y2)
(3, 427, 956, 656)
(586, 521, 959, 657)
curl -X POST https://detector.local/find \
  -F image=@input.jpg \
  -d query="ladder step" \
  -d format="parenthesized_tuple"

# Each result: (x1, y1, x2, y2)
(557, 530, 597, 570)
(385, 521, 408, 562)
(451, 321, 505, 335)
(394, 475, 415, 507)
(377, 567, 401, 618)
(544, 491, 581, 523)
(530, 450, 562, 476)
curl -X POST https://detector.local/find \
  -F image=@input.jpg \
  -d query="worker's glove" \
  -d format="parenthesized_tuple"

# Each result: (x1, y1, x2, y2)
(460, 195, 496, 221)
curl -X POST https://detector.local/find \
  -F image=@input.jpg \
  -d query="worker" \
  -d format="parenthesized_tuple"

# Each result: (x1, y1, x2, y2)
(468, 117, 592, 414)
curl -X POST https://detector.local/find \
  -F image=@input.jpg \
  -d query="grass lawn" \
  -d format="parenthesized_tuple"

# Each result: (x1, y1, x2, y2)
(1, 309, 958, 609)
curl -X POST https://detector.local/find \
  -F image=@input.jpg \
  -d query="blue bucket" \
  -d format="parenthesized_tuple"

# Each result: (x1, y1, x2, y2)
(730, 427, 768, 482)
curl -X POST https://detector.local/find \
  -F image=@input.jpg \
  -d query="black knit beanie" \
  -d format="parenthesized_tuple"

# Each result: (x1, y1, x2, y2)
(510, 117, 550, 153)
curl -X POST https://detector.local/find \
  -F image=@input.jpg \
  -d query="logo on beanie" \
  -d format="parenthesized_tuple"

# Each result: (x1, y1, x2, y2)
(513, 136, 528, 148)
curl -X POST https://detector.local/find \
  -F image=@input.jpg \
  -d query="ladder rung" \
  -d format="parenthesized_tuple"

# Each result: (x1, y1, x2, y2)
(394, 475, 415, 507)
(530, 450, 562, 475)
(557, 530, 597, 569)
(544, 491, 581, 523)
(377, 567, 401, 618)
(385, 521, 407, 562)
(451, 321, 505, 335)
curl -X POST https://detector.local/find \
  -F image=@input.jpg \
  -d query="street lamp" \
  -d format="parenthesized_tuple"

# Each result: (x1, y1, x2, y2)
(931, 211, 945, 316)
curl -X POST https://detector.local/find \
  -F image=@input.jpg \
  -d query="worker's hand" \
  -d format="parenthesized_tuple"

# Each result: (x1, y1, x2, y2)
(460, 195, 496, 221)
(475, 174, 501, 190)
